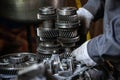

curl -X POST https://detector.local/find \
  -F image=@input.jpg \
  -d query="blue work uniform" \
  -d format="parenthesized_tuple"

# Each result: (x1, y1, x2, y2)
(84, 0, 120, 76)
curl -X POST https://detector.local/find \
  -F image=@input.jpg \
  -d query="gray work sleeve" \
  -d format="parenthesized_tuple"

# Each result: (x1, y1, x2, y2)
(87, 16, 120, 64)
(83, 0, 105, 20)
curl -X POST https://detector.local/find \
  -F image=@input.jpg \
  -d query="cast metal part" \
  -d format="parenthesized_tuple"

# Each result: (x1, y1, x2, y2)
(0, 53, 38, 79)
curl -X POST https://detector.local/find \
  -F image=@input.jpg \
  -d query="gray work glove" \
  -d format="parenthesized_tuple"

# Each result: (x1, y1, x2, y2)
(72, 40, 97, 66)
(77, 8, 94, 34)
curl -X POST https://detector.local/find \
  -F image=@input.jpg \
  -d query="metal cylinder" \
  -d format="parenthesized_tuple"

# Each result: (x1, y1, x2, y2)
(56, 7, 80, 48)
(37, 7, 61, 56)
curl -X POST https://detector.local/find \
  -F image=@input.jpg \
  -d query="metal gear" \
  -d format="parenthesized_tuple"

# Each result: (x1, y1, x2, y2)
(37, 42, 62, 54)
(56, 7, 79, 29)
(58, 29, 78, 38)
(39, 29, 59, 41)
(37, 6, 56, 20)
(56, 7, 80, 48)
(0, 53, 38, 79)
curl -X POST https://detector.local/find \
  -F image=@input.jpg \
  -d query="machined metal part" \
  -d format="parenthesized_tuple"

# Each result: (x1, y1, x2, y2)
(60, 48, 72, 59)
(39, 7, 56, 15)
(57, 7, 77, 16)
(0, 53, 38, 80)
(37, 6, 61, 56)
(56, 7, 80, 48)
(39, 29, 59, 41)
(59, 29, 78, 38)
(37, 7, 56, 20)
(37, 7, 56, 33)
(9, 54, 29, 64)
(37, 42, 61, 54)
(56, 7, 79, 29)
(0, 53, 107, 80)
(58, 36, 80, 43)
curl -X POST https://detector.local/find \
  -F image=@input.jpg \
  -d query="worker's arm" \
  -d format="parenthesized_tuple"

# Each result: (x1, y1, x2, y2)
(72, 16, 120, 66)
(77, 0, 105, 34)
(73, 0, 120, 66)
(88, 16, 120, 64)
(83, 0, 105, 20)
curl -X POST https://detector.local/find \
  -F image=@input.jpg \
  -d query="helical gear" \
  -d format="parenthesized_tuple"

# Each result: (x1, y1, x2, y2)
(37, 6, 62, 56)
(56, 7, 80, 48)
(39, 29, 59, 41)
(0, 53, 38, 78)
(58, 29, 78, 38)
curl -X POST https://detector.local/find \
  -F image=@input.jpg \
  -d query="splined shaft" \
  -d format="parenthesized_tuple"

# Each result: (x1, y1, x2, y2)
(56, 7, 80, 48)
(37, 7, 61, 57)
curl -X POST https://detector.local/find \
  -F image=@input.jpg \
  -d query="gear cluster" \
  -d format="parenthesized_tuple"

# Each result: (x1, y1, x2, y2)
(0, 53, 38, 80)
(0, 6, 111, 80)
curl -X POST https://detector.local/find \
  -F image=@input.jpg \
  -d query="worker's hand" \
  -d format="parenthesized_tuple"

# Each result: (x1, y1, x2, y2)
(72, 40, 96, 66)
(77, 8, 94, 34)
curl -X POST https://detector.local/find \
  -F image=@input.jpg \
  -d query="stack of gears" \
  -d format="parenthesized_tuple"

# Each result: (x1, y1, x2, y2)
(36, 7, 61, 60)
(36, 6, 80, 60)
(36, 6, 80, 76)
(56, 7, 80, 58)
(56, 7, 80, 48)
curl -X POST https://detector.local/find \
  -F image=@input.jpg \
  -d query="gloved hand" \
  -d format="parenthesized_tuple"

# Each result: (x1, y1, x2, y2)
(72, 40, 97, 66)
(77, 8, 94, 34)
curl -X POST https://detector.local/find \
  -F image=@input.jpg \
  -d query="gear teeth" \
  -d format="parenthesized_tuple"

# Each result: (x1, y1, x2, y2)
(0, 69, 18, 75)
(58, 36, 80, 43)
(39, 29, 59, 38)
(36, 53, 52, 61)
(0, 74, 17, 80)
(57, 15, 78, 22)
(0, 53, 38, 79)
(59, 29, 77, 38)
(9, 55, 28, 64)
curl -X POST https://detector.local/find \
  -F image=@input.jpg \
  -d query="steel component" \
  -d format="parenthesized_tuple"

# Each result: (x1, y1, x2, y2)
(58, 36, 80, 44)
(37, 6, 61, 56)
(59, 29, 78, 38)
(37, 42, 61, 55)
(56, 7, 79, 29)
(37, 6, 57, 41)
(57, 7, 77, 16)
(56, 7, 80, 48)
(39, 29, 59, 41)
(9, 54, 29, 64)
(37, 7, 56, 21)
(0, 53, 38, 80)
